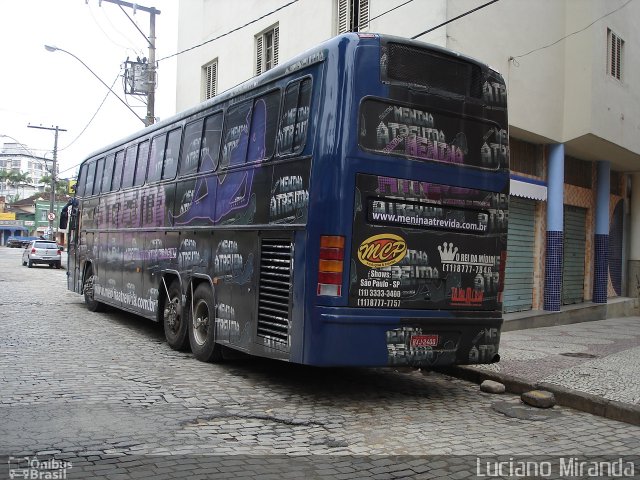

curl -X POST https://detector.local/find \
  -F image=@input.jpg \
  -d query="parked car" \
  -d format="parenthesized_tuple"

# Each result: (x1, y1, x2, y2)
(22, 240, 62, 269)
(7, 236, 38, 248)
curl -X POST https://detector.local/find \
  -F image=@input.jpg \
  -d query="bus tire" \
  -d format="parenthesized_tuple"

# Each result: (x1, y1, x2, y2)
(83, 268, 104, 312)
(162, 280, 189, 351)
(189, 283, 223, 363)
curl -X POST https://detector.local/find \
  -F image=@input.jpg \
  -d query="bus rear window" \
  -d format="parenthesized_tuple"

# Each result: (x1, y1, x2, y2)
(359, 99, 507, 170)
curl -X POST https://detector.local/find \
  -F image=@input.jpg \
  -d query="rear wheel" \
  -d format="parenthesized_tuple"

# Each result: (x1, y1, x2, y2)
(55, 261, 62, 269)
(189, 283, 223, 362)
(83, 268, 104, 312)
(162, 280, 189, 351)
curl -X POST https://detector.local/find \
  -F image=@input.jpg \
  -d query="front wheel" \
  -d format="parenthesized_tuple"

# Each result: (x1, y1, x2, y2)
(162, 280, 189, 351)
(188, 283, 223, 363)
(83, 269, 104, 312)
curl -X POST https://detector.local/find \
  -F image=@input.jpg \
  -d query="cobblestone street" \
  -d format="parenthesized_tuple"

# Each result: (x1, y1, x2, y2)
(1, 247, 639, 479)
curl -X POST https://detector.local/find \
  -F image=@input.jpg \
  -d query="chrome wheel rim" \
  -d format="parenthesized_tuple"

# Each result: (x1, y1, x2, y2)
(192, 298, 210, 346)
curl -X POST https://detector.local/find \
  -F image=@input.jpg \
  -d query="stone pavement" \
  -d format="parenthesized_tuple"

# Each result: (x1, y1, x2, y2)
(445, 316, 640, 426)
(1, 247, 639, 479)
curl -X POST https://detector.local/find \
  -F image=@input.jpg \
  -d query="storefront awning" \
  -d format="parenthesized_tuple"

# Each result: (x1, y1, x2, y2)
(510, 175, 547, 201)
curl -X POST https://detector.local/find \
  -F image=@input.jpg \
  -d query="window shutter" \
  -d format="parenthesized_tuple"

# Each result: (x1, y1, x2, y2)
(256, 35, 264, 75)
(337, 0, 349, 34)
(205, 61, 217, 99)
(273, 26, 279, 67)
(358, 0, 369, 31)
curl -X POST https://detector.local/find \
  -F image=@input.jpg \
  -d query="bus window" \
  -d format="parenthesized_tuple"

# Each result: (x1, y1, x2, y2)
(277, 78, 312, 155)
(101, 154, 115, 193)
(179, 119, 204, 177)
(221, 101, 251, 169)
(85, 161, 97, 196)
(121, 146, 137, 189)
(112, 150, 125, 191)
(134, 140, 150, 186)
(162, 128, 181, 180)
(148, 134, 166, 183)
(200, 112, 222, 172)
(247, 91, 279, 162)
(76, 164, 88, 197)
(93, 158, 105, 195)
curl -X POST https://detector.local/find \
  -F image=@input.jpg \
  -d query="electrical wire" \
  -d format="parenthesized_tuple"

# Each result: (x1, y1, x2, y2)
(368, 0, 414, 24)
(58, 74, 121, 153)
(412, 0, 499, 39)
(157, 0, 299, 63)
(510, 0, 634, 60)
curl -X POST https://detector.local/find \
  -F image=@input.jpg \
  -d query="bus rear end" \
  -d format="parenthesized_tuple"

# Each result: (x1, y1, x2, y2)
(305, 34, 509, 367)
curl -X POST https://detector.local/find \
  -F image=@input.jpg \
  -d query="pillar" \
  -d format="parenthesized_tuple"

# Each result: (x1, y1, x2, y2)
(544, 144, 564, 311)
(593, 161, 610, 303)
(629, 173, 640, 297)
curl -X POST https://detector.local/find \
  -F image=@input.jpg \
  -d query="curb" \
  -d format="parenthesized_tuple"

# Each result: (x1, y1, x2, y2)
(436, 366, 640, 427)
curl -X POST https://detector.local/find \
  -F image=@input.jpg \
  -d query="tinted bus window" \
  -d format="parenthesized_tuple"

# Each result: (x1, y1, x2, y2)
(122, 146, 137, 188)
(247, 91, 280, 162)
(85, 161, 97, 196)
(200, 113, 222, 172)
(101, 154, 115, 193)
(278, 78, 312, 155)
(162, 128, 181, 180)
(179, 120, 204, 176)
(148, 134, 166, 183)
(221, 101, 251, 169)
(112, 150, 125, 191)
(134, 140, 150, 186)
(77, 164, 88, 197)
(93, 158, 105, 195)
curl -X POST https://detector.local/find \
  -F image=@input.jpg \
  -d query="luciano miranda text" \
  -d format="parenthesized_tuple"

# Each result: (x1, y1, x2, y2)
(476, 457, 635, 478)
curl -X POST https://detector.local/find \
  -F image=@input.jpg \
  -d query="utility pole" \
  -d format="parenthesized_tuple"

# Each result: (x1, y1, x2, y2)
(96, 0, 160, 126)
(27, 124, 66, 241)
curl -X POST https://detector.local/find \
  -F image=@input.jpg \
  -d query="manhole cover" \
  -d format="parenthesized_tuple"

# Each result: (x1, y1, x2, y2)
(559, 352, 598, 359)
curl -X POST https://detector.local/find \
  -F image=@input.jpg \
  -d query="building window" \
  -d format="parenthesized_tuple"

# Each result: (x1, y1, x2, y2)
(203, 60, 218, 100)
(256, 25, 279, 75)
(607, 28, 624, 80)
(337, 0, 369, 33)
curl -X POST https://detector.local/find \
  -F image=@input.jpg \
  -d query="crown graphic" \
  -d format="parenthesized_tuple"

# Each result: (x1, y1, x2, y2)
(438, 242, 458, 262)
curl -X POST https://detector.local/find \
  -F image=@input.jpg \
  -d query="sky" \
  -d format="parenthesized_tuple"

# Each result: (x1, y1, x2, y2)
(0, 0, 179, 179)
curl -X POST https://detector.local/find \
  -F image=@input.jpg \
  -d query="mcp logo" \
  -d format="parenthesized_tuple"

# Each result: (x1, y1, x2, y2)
(357, 233, 407, 268)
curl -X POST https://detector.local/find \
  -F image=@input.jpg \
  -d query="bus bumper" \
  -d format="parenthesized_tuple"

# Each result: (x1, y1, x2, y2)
(303, 307, 503, 368)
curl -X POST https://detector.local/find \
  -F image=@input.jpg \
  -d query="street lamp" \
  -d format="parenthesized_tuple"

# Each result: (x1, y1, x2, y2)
(44, 45, 146, 125)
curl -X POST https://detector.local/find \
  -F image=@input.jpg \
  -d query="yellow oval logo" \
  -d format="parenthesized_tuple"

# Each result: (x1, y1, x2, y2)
(357, 234, 407, 268)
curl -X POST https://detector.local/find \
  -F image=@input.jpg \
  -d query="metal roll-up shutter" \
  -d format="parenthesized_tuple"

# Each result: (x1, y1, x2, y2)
(503, 198, 536, 313)
(562, 206, 587, 305)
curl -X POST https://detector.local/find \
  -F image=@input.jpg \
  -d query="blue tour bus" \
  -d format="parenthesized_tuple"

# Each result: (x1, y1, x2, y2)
(65, 33, 509, 367)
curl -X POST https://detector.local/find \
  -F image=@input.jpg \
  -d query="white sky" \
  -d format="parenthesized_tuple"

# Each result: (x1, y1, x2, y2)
(0, 0, 179, 179)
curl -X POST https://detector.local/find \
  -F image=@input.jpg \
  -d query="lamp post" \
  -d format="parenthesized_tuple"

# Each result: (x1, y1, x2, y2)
(44, 45, 146, 125)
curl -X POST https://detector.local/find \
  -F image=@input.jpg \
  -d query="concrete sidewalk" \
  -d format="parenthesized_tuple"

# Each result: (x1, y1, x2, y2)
(443, 305, 640, 426)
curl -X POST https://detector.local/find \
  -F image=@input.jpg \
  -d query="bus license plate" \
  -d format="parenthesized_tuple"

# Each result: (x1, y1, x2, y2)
(410, 335, 439, 348)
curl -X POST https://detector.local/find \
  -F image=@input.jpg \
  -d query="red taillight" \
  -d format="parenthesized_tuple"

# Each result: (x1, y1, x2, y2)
(57, 250, 62, 255)
(317, 235, 345, 297)
(31, 248, 36, 254)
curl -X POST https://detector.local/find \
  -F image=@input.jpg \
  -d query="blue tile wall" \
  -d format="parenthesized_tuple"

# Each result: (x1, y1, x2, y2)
(544, 231, 563, 311)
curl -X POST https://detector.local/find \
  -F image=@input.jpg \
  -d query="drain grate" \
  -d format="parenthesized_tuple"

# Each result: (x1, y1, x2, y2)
(559, 352, 598, 359)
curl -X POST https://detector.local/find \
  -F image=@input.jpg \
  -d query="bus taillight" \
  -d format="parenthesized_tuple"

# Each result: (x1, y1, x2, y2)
(317, 236, 345, 297)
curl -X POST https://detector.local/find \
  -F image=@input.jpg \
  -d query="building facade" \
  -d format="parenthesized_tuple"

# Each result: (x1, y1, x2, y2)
(175, 0, 640, 310)
(0, 142, 52, 201)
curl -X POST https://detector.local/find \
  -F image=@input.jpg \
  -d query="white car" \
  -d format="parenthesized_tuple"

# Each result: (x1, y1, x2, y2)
(22, 240, 62, 269)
